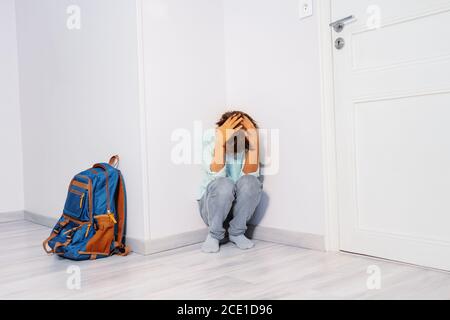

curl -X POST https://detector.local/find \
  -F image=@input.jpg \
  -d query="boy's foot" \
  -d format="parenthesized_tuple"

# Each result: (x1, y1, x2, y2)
(201, 234, 220, 253)
(229, 234, 255, 250)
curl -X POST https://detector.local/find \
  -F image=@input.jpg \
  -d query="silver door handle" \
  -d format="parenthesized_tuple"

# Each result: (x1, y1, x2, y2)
(330, 15, 356, 32)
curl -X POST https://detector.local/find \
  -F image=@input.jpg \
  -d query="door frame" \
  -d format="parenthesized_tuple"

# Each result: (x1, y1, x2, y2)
(317, 0, 341, 251)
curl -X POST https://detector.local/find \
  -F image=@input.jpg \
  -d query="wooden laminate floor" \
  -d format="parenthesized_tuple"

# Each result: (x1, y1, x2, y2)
(1, 217, 449, 300)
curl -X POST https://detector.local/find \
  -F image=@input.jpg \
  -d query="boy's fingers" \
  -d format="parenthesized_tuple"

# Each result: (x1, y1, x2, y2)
(224, 116, 235, 127)
(228, 116, 239, 126)
(225, 113, 239, 124)
(231, 117, 243, 128)
(223, 116, 233, 126)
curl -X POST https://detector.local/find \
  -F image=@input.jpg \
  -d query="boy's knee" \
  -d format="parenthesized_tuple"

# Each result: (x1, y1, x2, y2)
(209, 177, 235, 199)
(236, 175, 262, 196)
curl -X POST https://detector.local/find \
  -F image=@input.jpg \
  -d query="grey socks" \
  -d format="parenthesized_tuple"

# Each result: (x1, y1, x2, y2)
(201, 234, 220, 253)
(229, 234, 255, 250)
(202, 234, 255, 253)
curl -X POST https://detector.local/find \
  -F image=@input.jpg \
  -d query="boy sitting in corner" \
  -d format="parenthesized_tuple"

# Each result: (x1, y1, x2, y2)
(197, 111, 262, 253)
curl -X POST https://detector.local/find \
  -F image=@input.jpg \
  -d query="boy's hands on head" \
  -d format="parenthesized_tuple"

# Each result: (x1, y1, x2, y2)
(212, 111, 259, 173)
(241, 114, 255, 130)
(242, 115, 258, 141)
(216, 113, 243, 145)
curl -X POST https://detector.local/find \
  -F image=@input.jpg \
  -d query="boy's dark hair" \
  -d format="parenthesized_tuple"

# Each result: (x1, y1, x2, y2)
(216, 110, 258, 129)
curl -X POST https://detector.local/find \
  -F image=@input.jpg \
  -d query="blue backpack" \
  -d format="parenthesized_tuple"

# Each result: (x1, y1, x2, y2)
(43, 155, 131, 260)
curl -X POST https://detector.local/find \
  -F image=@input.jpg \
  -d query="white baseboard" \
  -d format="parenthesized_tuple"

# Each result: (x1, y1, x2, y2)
(22, 211, 325, 255)
(124, 236, 147, 255)
(140, 225, 325, 255)
(0, 210, 25, 223)
(142, 228, 210, 255)
(248, 225, 325, 251)
(24, 211, 57, 228)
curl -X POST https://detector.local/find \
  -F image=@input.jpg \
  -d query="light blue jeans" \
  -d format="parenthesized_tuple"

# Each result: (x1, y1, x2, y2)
(198, 175, 263, 240)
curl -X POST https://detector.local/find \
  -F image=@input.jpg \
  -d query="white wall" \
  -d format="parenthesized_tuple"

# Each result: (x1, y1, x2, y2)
(11, 0, 325, 245)
(0, 0, 24, 213)
(15, 0, 147, 240)
(224, 0, 325, 235)
(142, 0, 227, 239)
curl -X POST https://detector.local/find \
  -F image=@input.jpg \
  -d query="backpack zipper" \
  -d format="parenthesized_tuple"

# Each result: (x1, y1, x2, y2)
(75, 174, 93, 224)
(69, 188, 85, 209)
(107, 211, 117, 224)
(79, 193, 84, 208)
(85, 223, 91, 237)
(95, 212, 117, 224)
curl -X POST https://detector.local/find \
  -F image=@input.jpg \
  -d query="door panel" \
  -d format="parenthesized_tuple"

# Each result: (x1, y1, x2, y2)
(332, 0, 450, 270)
(355, 94, 450, 242)
(352, 10, 450, 71)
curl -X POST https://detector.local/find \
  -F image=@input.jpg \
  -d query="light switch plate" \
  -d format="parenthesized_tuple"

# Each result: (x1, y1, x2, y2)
(299, 0, 313, 19)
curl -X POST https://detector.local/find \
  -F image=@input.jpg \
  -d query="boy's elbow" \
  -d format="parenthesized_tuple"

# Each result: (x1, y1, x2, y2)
(243, 164, 259, 174)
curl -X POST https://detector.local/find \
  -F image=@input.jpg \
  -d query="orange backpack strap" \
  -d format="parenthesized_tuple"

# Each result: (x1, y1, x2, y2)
(42, 218, 69, 254)
(43, 233, 58, 254)
(114, 172, 131, 255)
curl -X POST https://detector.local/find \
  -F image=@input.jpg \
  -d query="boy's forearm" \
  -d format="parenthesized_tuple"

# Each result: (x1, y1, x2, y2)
(210, 135, 226, 172)
(243, 134, 259, 174)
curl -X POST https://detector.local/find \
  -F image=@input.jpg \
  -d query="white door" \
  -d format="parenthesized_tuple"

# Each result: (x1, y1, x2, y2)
(332, 0, 450, 271)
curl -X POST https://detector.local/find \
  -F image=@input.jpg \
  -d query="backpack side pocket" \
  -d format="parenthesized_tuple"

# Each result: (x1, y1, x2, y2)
(84, 214, 115, 255)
